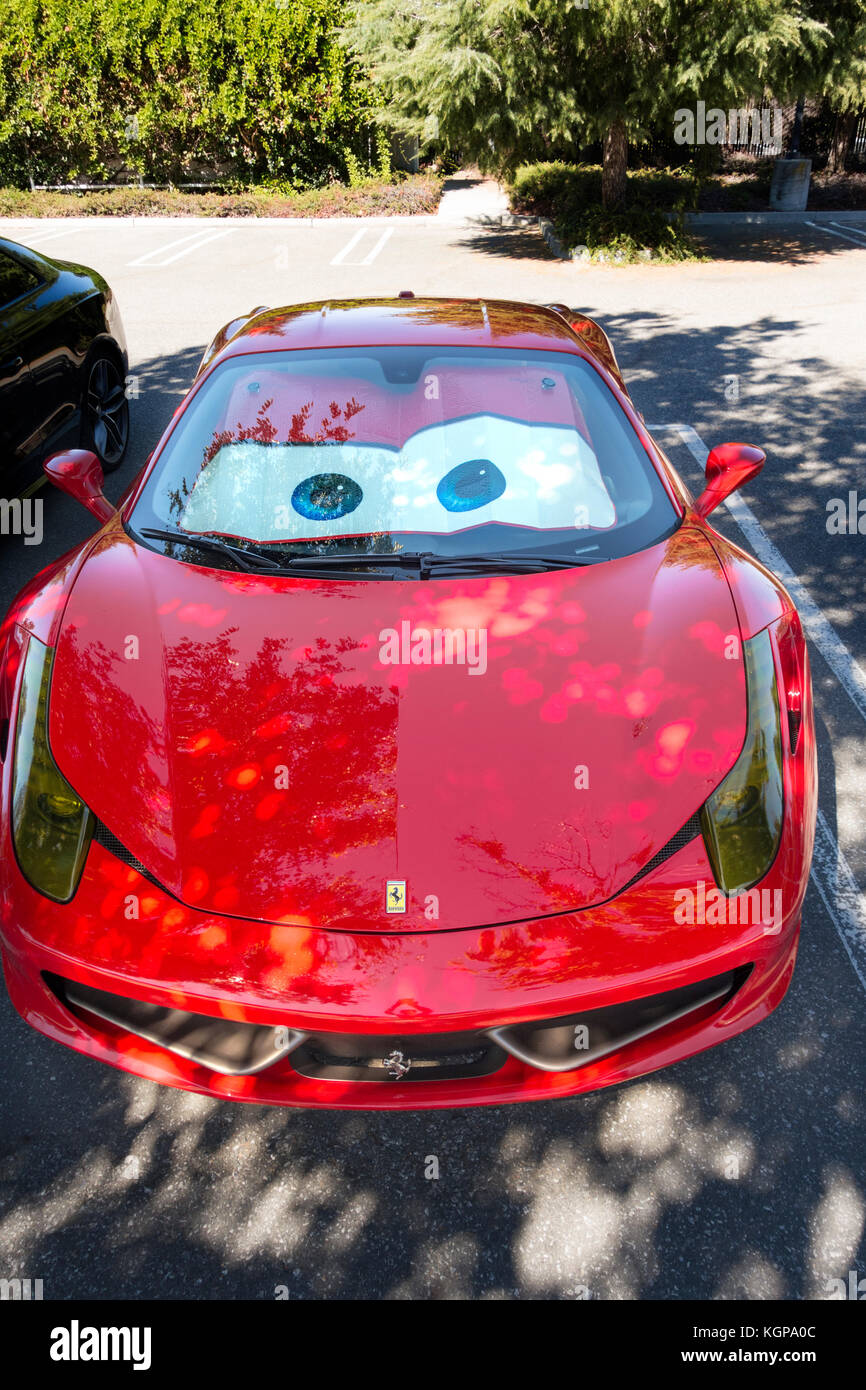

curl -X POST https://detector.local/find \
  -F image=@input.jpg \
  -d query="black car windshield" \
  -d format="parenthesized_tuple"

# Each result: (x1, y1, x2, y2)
(131, 346, 678, 567)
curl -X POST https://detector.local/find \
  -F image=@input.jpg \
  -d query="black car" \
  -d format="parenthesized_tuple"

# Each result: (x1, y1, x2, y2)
(0, 236, 129, 499)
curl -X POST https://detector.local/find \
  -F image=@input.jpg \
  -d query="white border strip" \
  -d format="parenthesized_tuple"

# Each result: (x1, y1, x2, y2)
(0, 214, 443, 229)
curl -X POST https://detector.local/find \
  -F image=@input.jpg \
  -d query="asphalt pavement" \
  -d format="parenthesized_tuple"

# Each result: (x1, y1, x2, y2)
(0, 178, 865, 1299)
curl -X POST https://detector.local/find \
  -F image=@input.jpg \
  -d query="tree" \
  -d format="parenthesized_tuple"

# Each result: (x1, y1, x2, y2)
(792, 3, 866, 171)
(344, 0, 828, 209)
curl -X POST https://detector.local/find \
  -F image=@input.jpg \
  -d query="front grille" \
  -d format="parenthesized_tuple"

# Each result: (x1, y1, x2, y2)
(45, 972, 304, 1076)
(44, 962, 750, 1082)
(489, 966, 749, 1073)
(289, 1031, 507, 1083)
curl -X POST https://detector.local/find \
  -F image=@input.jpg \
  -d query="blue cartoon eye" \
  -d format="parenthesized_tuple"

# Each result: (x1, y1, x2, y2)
(291, 473, 363, 521)
(436, 459, 506, 513)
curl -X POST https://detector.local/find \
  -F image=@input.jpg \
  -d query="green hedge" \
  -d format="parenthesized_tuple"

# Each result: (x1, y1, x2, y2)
(0, 0, 374, 187)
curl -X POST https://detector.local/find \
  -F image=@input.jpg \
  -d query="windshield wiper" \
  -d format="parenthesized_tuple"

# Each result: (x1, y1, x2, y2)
(272, 550, 593, 577)
(420, 551, 593, 574)
(137, 533, 594, 579)
(138, 528, 285, 572)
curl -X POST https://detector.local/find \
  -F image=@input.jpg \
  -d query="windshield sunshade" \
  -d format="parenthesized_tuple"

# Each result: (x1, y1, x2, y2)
(134, 347, 675, 561)
(180, 416, 616, 540)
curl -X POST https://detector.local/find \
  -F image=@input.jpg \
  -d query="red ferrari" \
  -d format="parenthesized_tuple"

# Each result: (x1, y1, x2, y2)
(0, 297, 816, 1109)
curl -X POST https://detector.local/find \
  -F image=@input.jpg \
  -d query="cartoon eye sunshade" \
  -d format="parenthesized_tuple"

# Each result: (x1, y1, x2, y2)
(179, 414, 617, 539)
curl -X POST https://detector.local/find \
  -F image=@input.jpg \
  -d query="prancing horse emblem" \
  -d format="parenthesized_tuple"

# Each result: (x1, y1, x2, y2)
(386, 880, 407, 913)
(383, 1049, 411, 1080)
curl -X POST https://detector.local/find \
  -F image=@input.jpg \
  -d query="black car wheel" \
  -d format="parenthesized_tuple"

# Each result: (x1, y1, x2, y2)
(83, 352, 129, 471)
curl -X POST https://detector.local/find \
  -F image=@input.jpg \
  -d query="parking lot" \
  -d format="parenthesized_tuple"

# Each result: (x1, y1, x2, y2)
(1, 188, 865, 1299)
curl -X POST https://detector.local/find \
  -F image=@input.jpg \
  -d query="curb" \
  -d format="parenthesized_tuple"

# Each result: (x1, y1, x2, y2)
(537, 217, 579, 261)
(0, 213, 445, 228)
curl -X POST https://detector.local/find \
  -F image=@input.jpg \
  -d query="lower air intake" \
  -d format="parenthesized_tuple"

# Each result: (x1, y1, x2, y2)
(45, 973, 305, 1076)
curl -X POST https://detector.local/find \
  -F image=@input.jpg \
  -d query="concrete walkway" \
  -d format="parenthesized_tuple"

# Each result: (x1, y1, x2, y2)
(436, 172, 510, 223)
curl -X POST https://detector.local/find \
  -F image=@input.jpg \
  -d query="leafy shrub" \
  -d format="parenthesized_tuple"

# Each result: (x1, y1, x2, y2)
(0, 174, 444, 217)
(565, 205, 701, 263)
(0, 0, 375, 187)
(509, 161, 704, 262)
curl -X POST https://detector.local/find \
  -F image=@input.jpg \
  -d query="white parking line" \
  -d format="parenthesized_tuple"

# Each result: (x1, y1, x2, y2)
(329, 228, 366, 265)
(811, 810, 866, 993)
(329, 226, 394, 266)
(830, 220, 866, 244)
(127, 229, 210, 266)
(127, 229, 231, 268)
(360, 227, 393, 265)
(648, 420, 866, 993)
(805, 220, 866, 247)
(20, 227, 79, 246)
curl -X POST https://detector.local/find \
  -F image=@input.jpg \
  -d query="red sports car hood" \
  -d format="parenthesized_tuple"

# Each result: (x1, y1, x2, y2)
(49, 524, 746, 932)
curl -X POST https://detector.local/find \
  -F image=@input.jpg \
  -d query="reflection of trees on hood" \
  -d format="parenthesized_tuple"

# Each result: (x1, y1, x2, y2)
(163, 628, 400, 921)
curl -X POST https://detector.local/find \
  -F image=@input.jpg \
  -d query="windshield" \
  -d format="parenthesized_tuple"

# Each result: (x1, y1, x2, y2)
(131, 346, 678, 568)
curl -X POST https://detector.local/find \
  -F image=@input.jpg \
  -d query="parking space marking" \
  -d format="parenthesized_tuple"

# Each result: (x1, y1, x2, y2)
(805, 220, 866, 247)
(649, 420, 866, 995)
(329, 226, 394, 266)
(329, 228, 367, 265)
(359, 227, 393, 265)
(18, 227, 80, 246)
(127, 229, 231, 268)
(829, 220, 866, 244)
(811, 809, 866, 992)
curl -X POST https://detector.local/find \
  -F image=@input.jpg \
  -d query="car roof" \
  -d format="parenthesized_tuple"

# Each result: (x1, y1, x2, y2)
(215, 297, 583, 360)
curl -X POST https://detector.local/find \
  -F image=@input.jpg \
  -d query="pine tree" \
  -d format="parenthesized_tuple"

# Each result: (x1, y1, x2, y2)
(790, 3, 866, 171)
(344, 0, 828, 208)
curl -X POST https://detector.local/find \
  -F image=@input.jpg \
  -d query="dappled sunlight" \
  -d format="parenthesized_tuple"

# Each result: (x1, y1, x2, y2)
(806, 1166, 865, 1298)
(776, 1037, 824, 1070)
(513, 1140, 622, 1291)
(714, 1253, 786, 1299)
(0, 897, 863, 1299)
(513, 1081, 756, 1296)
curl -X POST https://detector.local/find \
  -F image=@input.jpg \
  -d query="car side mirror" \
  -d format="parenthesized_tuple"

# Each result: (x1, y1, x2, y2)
(693, 443, 765, 519)
(43, 450, 116, 522)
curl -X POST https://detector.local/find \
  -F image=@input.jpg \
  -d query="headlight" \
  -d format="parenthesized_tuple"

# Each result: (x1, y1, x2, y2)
(11, 637, 94, 902)
(700, 627, 783, 895)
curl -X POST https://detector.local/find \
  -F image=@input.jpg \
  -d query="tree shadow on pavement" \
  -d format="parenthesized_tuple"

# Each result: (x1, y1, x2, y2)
(457, 226, 557, 262)
(692, 226, 865, 266)
(441, 175, 486, 195)
(457, 220, 864, 269)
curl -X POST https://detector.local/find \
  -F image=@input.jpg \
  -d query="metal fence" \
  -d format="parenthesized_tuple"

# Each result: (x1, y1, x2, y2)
(720, 103, 785, 158)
